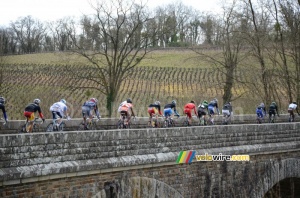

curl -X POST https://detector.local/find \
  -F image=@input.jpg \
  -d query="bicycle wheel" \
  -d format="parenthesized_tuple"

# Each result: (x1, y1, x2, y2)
(117, 120, 124, 129)
(46, 123, 54, 132)
(183, 118, 189, 127)
(170, 119, 175, 127)
(87, 121, 97, 130)
(18, 124, 26, 133)
(58, 122, 66, 131)
(78, 122, 85, 131)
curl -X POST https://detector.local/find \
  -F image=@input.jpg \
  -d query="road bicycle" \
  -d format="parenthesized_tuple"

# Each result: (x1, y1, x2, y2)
(117, 113, 134, 129)
(78, 116, 99, 130)
(163, 114, 177, 128)
(268, 114, 275, 123)
(288, 112, 299, 122)
(222, 114, 231, 125)
(0, 118, 8, 130)
(198, 115, 207, 126)
(183, 113, 190, 127)
(19, 118, 43, 133)
(46, 114, 69, 132)
(256, 114, 264, 124)
(148, 114, 161, 128)
(206, 114, 215, 125)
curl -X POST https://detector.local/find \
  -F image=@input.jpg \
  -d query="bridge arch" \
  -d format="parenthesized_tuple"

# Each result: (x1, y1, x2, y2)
(92, 177, 183, 198)
(252, 158, 300, 198)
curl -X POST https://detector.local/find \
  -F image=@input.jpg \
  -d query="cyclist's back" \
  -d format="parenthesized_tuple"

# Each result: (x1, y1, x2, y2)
(268, 102, 279, 117)
(222, 102, 232, 116)
(164, 100, 179, 117)
(208, 98, 220, 115)
(256, 103, 266, 118)
(288, 102, 300, 120)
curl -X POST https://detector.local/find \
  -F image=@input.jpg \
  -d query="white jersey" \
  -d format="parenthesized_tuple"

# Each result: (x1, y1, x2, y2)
(118, 101, 127, 112)
(50, 102, 67, 115)
(288, 103, 297, 110)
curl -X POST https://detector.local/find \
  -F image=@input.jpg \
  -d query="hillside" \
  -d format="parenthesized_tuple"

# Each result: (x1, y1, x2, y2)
(0, 50, 288, 119)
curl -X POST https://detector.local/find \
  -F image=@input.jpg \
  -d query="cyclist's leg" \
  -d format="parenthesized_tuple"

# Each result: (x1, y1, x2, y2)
(56, 112, 63, 125)
(27, 112, 35, 132)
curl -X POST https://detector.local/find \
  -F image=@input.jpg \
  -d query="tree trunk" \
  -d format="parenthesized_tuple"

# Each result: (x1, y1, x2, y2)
(222, 66, 234, 104)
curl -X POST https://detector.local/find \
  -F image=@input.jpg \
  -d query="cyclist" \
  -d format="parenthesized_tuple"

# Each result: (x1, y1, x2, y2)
(184, 100, 198, 126)
(49, 99, 70, 127)
(23, 99, 45, 133)
(256, 102, 266, 121)
(208, 98, 220, 125)
(288, 102, 300, 122)
(222, 102, 233, 124)
(148, 101, 163, 127)
(0, 97, 8, 124)
(268, 101, 279, 119)
(197, 100, 209, 125)
(119, 98, 135, 125)
(164, 100, 180, 118)
(82, 98, 100, 129)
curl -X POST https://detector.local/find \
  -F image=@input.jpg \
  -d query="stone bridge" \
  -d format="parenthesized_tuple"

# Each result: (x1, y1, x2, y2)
(0, 115, 300, 197)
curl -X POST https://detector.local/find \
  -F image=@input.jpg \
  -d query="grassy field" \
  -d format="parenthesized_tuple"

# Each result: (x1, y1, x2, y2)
(0, 50, 289, 120)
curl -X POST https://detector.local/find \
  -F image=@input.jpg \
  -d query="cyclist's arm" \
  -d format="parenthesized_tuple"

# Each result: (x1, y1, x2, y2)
(194, 107, 198, 116)
(131, 107, 135, 117)
(215, 103, 220, 114)
(296, 107, 300, 115)
(1, 106, 8, 122)
(37, 106, 44, 119)
(94, 106, 100, 119)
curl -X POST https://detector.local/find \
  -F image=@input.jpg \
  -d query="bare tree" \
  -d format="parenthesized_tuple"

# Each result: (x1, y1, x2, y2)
(192, 0, 245, 104)
(279, 0, 300, 104)
(68, 0, 156, 116)
(243, 0, 272, 105)
(10, 16, 46, 53)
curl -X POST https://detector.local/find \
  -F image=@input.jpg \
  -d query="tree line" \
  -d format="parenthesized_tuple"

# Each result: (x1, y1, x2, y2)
(0, 0, 299, 116)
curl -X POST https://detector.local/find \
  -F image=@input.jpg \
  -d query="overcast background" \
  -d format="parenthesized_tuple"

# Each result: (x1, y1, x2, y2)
(0, 0, 222, 26)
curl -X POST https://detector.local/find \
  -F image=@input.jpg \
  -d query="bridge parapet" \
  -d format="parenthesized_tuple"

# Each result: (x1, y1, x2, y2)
(0, 121, 299, 187)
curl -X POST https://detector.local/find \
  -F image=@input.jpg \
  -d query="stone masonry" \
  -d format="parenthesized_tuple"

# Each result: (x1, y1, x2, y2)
(0, 121, 300, 197)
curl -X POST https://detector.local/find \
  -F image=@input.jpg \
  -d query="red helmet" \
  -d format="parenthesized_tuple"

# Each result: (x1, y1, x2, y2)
(90, 98, 98, 103)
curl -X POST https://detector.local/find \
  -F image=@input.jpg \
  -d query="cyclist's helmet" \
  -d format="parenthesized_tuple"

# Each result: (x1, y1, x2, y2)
(127, 98, 132, 103)
(271, 101, 276, 105)
(60, 99, 66, 104)
(90, 98, 98, 103)
(0, 97, 5, 104)
(191, 100, 195, 104)
(260, 102, 265, 107)
(155, 101, 160, 105)
(213, 98, 218, 103)
(33, 98, 41, 105)
(292, 102, 297, 104)
(171, 100, 176, 104)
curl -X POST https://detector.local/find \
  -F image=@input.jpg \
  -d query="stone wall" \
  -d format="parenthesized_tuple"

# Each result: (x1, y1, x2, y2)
(0, 122, 300, 197)
(0, 114, 293, 133)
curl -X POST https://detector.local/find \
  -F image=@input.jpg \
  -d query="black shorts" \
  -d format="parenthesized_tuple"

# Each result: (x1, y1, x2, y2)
(269, 110, 276, 115)
(198, 110, 207, 117)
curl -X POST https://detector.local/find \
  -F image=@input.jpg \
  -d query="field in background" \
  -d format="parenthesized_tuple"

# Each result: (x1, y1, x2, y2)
(1, 50, 289, 119)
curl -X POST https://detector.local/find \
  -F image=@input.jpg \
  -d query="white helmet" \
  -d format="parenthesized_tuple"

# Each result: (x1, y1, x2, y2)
(33, 98, 41, 104)
(155, 101, 160, 105)
(60, 99, 66, 104)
